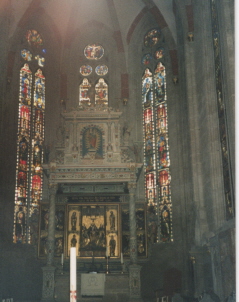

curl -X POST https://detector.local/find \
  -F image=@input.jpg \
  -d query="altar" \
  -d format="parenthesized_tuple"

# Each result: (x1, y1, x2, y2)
(81, 273, 105, 296)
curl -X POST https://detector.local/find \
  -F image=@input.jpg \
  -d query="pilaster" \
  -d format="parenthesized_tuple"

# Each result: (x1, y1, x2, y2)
(129, 264, 143, 302)
(41, 183, 58, 301)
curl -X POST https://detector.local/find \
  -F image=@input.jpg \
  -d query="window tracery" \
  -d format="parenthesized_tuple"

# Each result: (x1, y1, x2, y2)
(13, 29, 45, 244)
(79, 44, 108, 108)
(142, 29, 173, 243)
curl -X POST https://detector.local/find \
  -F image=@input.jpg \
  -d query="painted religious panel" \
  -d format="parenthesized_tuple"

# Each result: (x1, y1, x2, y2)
(66, 204, 119, 258)
(38, 204, 49, 257)
(13, 205, 27, 243)
(55, 206, 65, 257)
(38, 204, 65, 258)
(82, 126, 104, 159)
(159, 205, 172, 242)
(121, 204, 147, 258)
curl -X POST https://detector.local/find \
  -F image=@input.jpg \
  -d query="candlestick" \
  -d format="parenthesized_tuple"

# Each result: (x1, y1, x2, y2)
(70, 247, 77, 302)
(121, 252, 123, 264)
(121, 252, 124, 274)
(60, 253, 64, 274)
(105, 255, 110, 274)
(106, 246, 108, 257)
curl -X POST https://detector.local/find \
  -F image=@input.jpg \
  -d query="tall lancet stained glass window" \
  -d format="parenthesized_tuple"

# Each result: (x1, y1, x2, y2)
(79, 44, 108, 108)
(13, 29, 46, 244)
(142, 29, 173, 243)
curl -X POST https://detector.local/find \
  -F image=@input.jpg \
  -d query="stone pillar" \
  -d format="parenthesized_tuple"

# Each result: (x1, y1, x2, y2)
(128, 182, 137, 264)
(129, 264, 143, 301)
(41, 183, 57, 302)
(128, 182, 143, 301)
(46, 183, 57, 266)
(189, 246, 212, 297)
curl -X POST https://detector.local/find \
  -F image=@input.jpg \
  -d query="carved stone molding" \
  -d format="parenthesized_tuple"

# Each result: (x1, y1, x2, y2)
(41, 266, 56, 301)
(129, 264, 143, 300)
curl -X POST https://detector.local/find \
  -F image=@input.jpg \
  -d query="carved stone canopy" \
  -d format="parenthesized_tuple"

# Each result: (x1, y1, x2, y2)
(44, 107, 143, 185)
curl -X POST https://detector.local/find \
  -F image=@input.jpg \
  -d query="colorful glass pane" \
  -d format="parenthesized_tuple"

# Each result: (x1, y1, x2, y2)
(95, 78, 108, 106)
(14, 32, 45, 245)
(154, 62, 166, 103)
(34, 69, 45, 109)
(84, 44, 104, 60)
(25, 29, 43, 47)
(20, 63, 32, 105)
(20, 105, 30, 136)
(157, 104, 167, 132)
(79, 78, 92, 107)
(80, 65, 92, 76)
(142, 35, 173, 241)
(154, 47, 165, 60)
(142, 68, 153, 107)
(35, 55, 45, 67)
(95, 65, 108, 76)
(141, 53, 153, 65)
(21, 49, 32, 61)
(144, 29, 161, 47)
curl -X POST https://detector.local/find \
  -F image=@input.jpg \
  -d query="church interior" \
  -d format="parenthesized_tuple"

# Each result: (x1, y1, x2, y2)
(0, 0, 235, 301)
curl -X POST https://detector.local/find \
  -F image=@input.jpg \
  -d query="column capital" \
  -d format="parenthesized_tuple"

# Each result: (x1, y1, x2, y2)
(128, 182, 137, 191)
(48, 183, 58, 195)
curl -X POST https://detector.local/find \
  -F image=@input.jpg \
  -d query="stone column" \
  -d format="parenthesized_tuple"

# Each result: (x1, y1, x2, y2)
(128, 182, 143, 301)
(128, 182, 137, 264)
(41, 183, 57, 302)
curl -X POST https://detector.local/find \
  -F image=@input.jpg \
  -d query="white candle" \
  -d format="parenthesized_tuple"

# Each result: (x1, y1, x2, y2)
(121, 252, 124, 264)
(70, 247, 77, 302)
(106, 246, 108, 257)
(61, 253, 64, 265)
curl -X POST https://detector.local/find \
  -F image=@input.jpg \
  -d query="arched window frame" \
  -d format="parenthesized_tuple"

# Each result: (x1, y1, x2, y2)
(79, 44, 109, 108)
(142, 28, 173, 243)
(13, 29, 46, 244)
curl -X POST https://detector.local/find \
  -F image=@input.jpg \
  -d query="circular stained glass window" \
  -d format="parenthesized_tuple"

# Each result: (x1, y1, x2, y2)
(21, 49, 32, 61)
(80, 65, 92, 76)
(144, 29, 161, 47)
(95, 65, 108, 76)
(141, 53, 152, 65)
(84, 44, 104, 60)
(154, 47, 165, 60)
(25, 29, 43, 47)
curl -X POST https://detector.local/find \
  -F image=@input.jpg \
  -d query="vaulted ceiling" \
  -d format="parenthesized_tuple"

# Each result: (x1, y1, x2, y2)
(4, 0, 177, 46)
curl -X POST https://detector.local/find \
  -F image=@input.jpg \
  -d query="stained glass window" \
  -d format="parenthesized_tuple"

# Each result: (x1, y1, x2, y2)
(13, 30, 45, 244)
(142, 29, 173, 243)
(210, 0, 234, 218)
(79, 78, 92, 107)
(84, 44, 104, 60)
(79, 44, 108, 108)
(95, 78, 108, 106)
